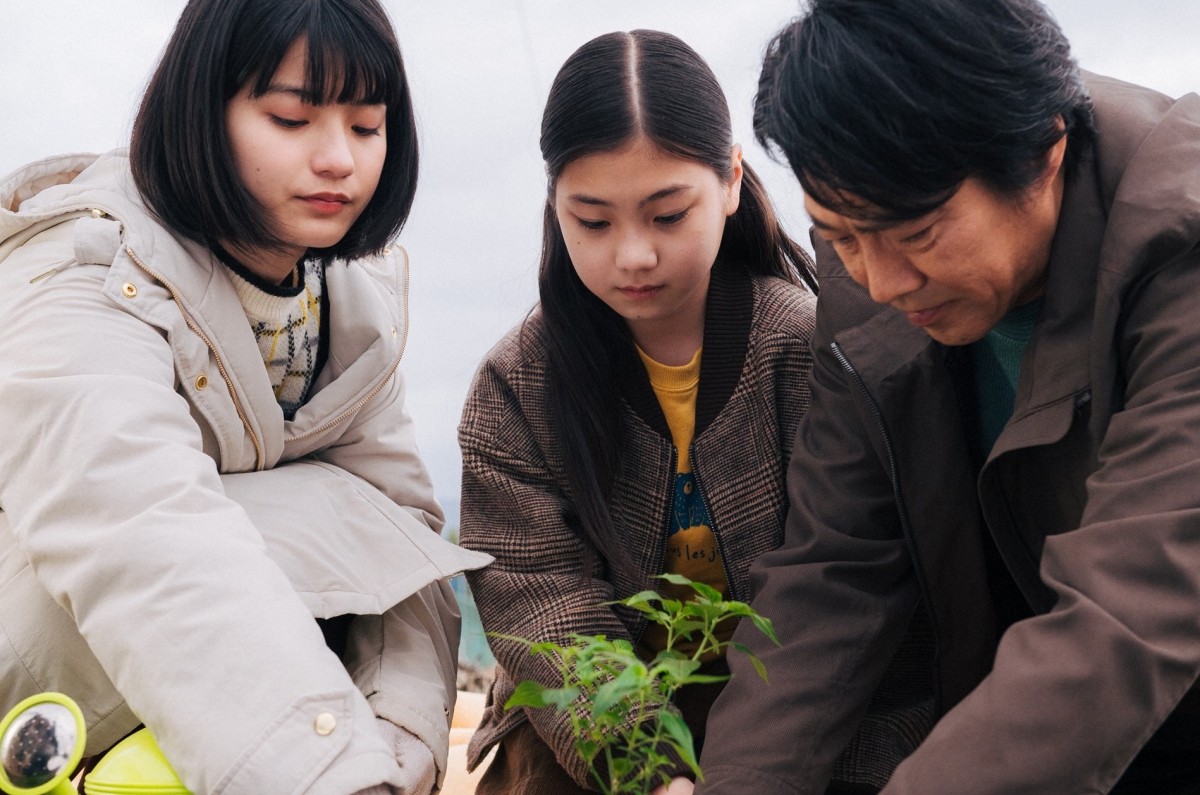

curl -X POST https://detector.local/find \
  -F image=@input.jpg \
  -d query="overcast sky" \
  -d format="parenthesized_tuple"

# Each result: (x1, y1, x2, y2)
(2, 1, 1197, 524)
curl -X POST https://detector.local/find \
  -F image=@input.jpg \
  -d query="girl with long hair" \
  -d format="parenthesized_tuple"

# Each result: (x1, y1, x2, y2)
(458, 29, 818, 794)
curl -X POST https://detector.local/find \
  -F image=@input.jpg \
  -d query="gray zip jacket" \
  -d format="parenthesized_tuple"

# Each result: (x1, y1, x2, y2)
(0, 151, 491, 794)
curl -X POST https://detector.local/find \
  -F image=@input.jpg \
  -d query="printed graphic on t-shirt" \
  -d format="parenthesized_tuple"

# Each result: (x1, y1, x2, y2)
(643, 471, 732, 657)
(667, 472, 722, 581)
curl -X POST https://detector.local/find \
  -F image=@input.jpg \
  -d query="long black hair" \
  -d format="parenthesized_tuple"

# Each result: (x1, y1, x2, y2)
(131, 0, 418, 262)
(536, 29, 816, 576)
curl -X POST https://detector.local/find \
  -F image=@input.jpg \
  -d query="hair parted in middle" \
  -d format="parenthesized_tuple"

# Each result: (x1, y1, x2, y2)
(534, 29, 816, 577)
(130, 0, 418, 264)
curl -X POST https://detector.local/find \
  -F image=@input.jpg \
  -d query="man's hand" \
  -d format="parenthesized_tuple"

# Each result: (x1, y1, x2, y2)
(651, 777, 695, 794)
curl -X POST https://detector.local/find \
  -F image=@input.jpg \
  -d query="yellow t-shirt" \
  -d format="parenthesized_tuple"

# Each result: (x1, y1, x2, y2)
(635, 345, 733, 658)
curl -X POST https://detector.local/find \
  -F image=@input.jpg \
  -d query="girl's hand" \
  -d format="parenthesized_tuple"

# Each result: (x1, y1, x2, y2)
(651, 777, 695, 795)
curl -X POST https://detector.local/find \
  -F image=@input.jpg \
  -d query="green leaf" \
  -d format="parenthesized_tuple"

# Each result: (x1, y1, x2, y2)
(542, 686, 582, 709)
(668, 619, 707, 640)
(688, 580, 725, 603)
(609, 755, 634, 780)
(610, 638, 636, 654)
(504, 574, 775, 792)
(576, 739, 599, 762)
(658, 711, 702, 777)
(593, 665, 644, 714)
(749, 614, 780, 645)
(503, 680, 547, 709)
(718, 602, 755, 618)
(651, 657, 702, 681)
(731, 642, 770, 683)
(621, 590, 665, 608)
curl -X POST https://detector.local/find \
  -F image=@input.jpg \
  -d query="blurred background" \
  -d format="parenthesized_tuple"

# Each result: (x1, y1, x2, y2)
(3, 1, 1197, 671)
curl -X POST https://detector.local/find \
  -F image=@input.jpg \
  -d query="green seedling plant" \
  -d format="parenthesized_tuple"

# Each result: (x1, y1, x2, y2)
(502, 573, 778, 794)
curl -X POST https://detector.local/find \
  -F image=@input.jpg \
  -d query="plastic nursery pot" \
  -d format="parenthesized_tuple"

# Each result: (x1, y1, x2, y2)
(0, 692, 86, 795)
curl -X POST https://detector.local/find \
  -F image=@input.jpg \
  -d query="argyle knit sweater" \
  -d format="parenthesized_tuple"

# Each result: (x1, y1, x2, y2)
(221, 255, 326, 419)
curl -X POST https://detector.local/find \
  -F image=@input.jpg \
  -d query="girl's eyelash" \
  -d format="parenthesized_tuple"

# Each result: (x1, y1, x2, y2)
(574, 211, 686, 230)
(268, 116, 380, 136)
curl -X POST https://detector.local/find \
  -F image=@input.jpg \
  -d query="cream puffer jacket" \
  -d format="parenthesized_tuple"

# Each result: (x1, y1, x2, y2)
(0, 151, 491, 794)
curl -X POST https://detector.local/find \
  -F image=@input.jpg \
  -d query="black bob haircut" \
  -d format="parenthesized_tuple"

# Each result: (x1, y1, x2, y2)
(755, 0, 1095, 221)
(131, 0, 418, 262)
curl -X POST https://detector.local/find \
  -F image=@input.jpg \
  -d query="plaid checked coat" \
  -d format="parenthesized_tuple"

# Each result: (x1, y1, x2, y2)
(458, 265, 817, 786)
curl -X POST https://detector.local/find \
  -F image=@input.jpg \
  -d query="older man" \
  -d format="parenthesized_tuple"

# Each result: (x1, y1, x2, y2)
(693, 0, 1200, 793)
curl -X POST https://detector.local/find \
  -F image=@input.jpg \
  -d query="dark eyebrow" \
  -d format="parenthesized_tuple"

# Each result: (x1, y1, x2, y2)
(809, 213, 904, 234)
(260, 84, 320, 103)
(808, 215, 838, 232)
(567, 184, 691, 209)
(260, 84, 384, 108)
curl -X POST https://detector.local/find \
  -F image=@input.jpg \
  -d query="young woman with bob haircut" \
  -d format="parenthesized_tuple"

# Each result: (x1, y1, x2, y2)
(0, 0, 488, 793)
(457, 29, 819, 795)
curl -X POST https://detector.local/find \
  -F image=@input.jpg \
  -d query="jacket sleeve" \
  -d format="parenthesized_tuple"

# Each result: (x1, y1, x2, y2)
(881, 247, 1200, 794)
(304, 252, 479, 783)
(313, 373, 444, 527)
(218, 456, 488, 788)
(343, 580, 463, 790)
(457, 352, 631, 789)
(312, 255, 447, 539)
(696, 280, 921, 795)
(0, 228, 405, 794)
(308, 370, 458, 775)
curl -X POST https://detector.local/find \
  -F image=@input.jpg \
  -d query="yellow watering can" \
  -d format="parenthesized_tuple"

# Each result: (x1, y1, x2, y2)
(0, 693, 189, 795)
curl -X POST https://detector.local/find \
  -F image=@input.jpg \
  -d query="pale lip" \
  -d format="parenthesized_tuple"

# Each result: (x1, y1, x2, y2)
(618, 284, 663, 300)
(301, 193, 352, 215)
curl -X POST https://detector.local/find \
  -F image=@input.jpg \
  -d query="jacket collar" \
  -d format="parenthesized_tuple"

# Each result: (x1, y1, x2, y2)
(619, 259, 754, 440)
(987, 150, 1106, 457)
(994, 73, 1200, 455)
(825, 136, 1109, 462)
(4, 151, 404, 464)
